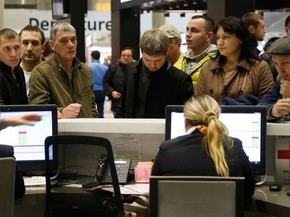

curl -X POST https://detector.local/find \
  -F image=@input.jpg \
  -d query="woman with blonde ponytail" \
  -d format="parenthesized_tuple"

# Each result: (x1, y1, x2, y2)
(152, 94, 255, 208)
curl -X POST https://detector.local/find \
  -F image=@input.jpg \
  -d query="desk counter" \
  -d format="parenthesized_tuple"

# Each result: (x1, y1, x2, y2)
(57, 120, 290, 183)
(58, 119, 290, 135)
(58, 118, 165, 134)
(254, 184, 290, 217)
(16, 120, 290, 217)
(17, 183, 290, 217)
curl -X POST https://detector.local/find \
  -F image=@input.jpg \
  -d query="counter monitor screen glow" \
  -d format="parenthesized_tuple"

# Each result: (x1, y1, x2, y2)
(0, 105, 58, 174)
(165, 105, 267, 176)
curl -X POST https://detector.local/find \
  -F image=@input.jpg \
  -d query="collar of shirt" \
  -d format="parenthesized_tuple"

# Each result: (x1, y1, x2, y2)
(186, 126, 196, 134)
(184, 44, 217, 63)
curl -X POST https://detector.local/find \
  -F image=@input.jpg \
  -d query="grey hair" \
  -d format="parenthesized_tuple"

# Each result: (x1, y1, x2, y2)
(50, 22, 76, 40)
(0, 28, 18, 40)
(139, 29, 169, 56)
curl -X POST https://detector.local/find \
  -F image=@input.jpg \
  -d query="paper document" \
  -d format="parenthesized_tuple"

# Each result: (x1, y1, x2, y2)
(103, 183, 149, 195)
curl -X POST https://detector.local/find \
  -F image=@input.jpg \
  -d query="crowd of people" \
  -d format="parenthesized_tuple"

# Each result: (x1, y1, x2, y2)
(1, 14, 289, 120)
(1, 13, 290, 209)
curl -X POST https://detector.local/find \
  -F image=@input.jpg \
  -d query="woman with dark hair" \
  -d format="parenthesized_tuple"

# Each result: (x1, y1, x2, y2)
(195, 16, 273, 104)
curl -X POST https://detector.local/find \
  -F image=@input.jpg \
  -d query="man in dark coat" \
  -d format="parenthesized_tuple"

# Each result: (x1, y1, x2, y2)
(103, 47, 134, 116)
(115, 30, 193, 118)
(0, 28, 27, 105)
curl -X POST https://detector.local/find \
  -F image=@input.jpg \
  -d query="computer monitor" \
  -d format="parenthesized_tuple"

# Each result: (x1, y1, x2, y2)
(165, 105, 267, 176)
(150, 176, 245, 217)
(0, 105, 58, 175)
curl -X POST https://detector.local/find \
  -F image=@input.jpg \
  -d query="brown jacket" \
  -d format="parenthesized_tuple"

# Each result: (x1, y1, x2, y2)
(195, 57, 274, 102)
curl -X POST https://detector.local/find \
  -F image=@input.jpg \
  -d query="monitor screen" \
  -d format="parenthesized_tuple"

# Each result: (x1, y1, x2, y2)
(165, 105, 267, 176)
(0, 105, 58, 175)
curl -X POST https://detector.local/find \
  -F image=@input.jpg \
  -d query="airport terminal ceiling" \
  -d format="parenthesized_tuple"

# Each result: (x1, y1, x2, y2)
(4, 0, 109, 10)
(115, 0, 290, 11)
(4, 0, 290, 11)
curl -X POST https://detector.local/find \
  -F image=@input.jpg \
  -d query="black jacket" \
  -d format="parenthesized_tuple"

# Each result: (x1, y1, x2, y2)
(152, 129, 256, 209)
(115, 60, 193, 118)
(249, 36, 261, 60)
(103, 61, 127, 112)
(0, 62, 28, 105)
(0, 144, 25, 199)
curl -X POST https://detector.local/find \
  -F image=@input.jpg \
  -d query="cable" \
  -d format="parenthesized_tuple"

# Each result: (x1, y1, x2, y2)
(255, 174, 267, 186)
(50, 168, 59, 180)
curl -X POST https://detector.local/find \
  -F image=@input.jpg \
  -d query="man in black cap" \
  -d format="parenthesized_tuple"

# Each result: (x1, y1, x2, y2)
(259, 36, 290, 121)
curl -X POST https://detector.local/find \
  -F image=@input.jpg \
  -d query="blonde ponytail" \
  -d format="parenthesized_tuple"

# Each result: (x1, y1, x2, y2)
(184, 95, 233, 177)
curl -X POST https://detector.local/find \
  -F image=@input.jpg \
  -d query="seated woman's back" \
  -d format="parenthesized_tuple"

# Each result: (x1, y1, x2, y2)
(151, 95, 256, 209)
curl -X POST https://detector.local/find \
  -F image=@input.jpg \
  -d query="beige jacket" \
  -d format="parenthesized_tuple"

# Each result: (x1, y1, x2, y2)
(195, 57, 274, 102)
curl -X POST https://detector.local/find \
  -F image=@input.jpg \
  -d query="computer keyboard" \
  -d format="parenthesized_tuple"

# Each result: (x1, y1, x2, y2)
(24, 176, 46, 187)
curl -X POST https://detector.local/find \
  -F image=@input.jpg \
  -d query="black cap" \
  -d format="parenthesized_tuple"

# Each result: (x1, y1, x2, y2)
(266, 36, 290, 55)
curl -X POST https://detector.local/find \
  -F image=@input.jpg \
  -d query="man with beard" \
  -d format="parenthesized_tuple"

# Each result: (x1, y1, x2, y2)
(19, 25, 45, 98)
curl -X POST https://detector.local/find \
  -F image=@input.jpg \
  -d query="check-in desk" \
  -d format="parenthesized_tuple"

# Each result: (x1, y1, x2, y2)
(16, 119, 165, 217)
(15, 120, 290, 217)
(252, 123, 290, 217)
(57, 119, 166, 168)
(254, 184, 290, 217)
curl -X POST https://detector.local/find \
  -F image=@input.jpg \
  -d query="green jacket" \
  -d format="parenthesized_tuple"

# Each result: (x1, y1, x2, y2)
(29, 54, 98, 118)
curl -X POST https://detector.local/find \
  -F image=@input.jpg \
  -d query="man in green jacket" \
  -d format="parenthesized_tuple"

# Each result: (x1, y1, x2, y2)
(29, 23, 98, 118)
(184, 15, 217, 88)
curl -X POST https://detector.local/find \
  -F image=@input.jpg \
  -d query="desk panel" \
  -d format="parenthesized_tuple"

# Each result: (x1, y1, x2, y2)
(15, 178, 114, 217)
(57, 119, 290, 183)
(58, 119, 165, 170)
(17, 183, 290, 217)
